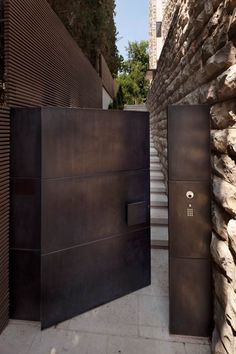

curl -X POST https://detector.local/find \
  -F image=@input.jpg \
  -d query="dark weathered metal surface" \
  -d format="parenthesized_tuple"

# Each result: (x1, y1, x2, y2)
(169, 181, 211, 258)
(127, 202, 148, 227)
(42, 230, 150, 329)
(41, 172, 149, 253)
(10, 107, 150, 329)
(11, 108, 149, 178)
(168, 105, 210, 181)
(169, 257, 213, 337)
(168, 105, 212, 337)
(10, 250, 40, 321)
(10, 179, 41, 250)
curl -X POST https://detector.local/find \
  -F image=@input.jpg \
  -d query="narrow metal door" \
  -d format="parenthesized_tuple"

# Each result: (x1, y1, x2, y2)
(168, 105, 212, 337)
(10, 107, 151, 329)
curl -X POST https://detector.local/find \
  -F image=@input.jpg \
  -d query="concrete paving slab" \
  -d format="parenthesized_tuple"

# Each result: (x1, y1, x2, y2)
(139, 326, 210, 346)
(68, 294, 139, 337)
(0, 323, 38, 354)
(30, 328, 108, 354)
(0, 250, 210, 354)
(139, 295, 169, 328)
(107, 335, 186, 354)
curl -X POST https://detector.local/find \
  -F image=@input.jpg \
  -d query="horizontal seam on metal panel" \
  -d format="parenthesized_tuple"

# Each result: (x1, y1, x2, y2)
(42, 227, 150, 257)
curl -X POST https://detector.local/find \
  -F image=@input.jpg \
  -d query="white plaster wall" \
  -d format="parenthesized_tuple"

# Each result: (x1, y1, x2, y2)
(102, 88, 112, 110)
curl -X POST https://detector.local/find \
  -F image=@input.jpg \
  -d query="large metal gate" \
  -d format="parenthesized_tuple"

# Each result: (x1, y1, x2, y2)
(10, 107, 150, 328)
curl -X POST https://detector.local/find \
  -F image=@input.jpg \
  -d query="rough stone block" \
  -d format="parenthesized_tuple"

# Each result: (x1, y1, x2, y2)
(218, 64, 236, 101)
(213, 176, 236, 217)
(211, 233, 235, 282)
(202, 37, 216, 62)
(228, 129, 236, 156)
(212, 154, 236, 186)
(205, 42, 236, 79)
(211, 130, 228, 153)
(212, 201, 230, 241)
(199, 80, 218, 103)
(211, 100, 236, 129)
(211, 129, 236, 156)
(207, 3, 224, 34)
(228, 8, 236, 38)
(212, 328, 228, 354)
(227, 219, 236, 257)
(204, 1, 214, 17)
(214, 270, 236, 331)
(226, 0, 236, 14)
(213, 298, 235, 353)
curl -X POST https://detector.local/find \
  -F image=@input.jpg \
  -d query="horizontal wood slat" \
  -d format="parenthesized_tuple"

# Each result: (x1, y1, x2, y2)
(0, 0, 103, 333)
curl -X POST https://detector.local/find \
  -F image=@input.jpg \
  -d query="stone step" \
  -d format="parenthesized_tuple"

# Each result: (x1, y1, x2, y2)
(151, 240, 169, 249)
(150, 156, 160, 163)
(150, 163, 162, 171)
(150, 171, 164, 181)
(151, 216, 168, 225)
(150, 165, 162, 172)
(151, 185, 166, 193)
(150, 148, 157, 154)
(151, 200, 168, 207)
(151, 225, 168, 241)
(151, 206, 168, 219)
(151, 193, 168, 207)
(151, 180, 165, 189)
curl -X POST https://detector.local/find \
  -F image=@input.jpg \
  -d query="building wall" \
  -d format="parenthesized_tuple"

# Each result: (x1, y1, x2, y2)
(0, 0, 103, 333)
(102, 88, 112, 109)
(149, 0, 157, 69)
(149, 0, 165, 69)
(147, 0, 236, 353)
(99, 54, 115, 101)
(162, 0, 180, 40)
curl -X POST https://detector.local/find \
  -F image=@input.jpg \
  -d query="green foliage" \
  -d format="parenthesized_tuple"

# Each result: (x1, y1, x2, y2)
(109, 85, 124, 110)
(118, 41, 149, 105)
(47, 0, 122, 76)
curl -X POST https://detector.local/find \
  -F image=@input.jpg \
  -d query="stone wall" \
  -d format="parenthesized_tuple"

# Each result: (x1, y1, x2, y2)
(149, 0, 157, 69)
(147, 0, 236, 353)
(162, 0, 180, 41)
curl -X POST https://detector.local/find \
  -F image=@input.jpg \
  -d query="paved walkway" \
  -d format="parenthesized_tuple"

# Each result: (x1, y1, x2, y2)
(0, 249, 210, 354)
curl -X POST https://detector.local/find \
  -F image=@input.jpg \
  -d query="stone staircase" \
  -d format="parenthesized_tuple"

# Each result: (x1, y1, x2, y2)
(124, 104, 168, 248)
(150, 139, 169, 248)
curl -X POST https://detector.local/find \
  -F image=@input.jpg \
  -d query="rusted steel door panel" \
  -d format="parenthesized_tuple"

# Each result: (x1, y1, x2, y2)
(168, 105, 212, 337)
(10, 107, 150, 329)
(168, 105, 210, 181)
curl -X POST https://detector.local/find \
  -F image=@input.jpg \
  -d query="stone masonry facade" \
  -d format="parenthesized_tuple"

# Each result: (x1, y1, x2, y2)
(147, 0, 236, 353)
(162, 0, 180, 41)
(149, 0, 167, 70)
(149, 0, 158, 69)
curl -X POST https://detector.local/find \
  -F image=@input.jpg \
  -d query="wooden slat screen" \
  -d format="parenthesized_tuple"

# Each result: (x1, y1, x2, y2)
(0, 0, 103, 333)
(0, 106, 10, 333)
(99, 54, 115, 99)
